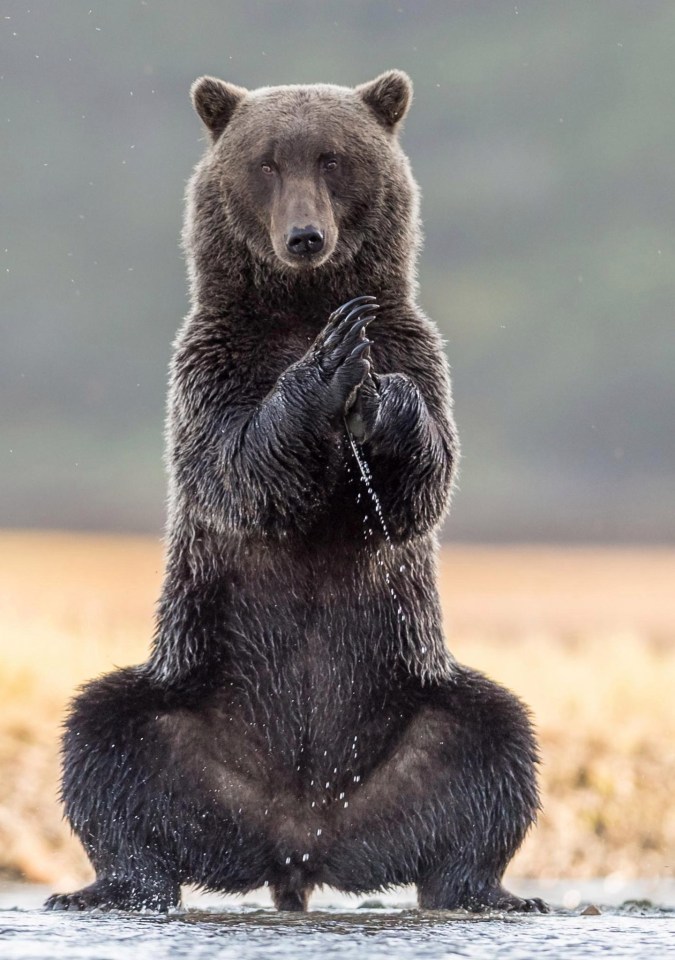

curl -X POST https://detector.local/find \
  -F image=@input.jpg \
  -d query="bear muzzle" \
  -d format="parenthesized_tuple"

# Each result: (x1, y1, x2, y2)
(270, 177, 337, 268)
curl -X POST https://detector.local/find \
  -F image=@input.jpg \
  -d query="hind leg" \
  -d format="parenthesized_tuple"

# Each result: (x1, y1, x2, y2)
(45, 668, 278, 912)
(45, 669, 185, 912)
(324, 666, 547, 913)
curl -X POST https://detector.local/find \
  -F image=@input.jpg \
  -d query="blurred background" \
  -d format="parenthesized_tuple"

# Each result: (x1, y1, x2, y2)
(1, 0, 674, 894)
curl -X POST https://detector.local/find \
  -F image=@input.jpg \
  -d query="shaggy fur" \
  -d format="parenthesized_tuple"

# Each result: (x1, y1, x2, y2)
(46, 71, 545, 914)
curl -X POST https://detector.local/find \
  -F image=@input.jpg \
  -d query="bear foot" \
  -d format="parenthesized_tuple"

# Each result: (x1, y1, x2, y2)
(45, 877, 180, 913)
(468, 886, 549, 914)
(418, 880, 549, 914)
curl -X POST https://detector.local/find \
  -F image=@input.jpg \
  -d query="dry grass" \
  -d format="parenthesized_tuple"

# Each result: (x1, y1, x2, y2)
(0, 531, 673, 886)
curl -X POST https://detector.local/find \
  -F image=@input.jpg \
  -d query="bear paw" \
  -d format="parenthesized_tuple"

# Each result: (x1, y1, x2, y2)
(475, 886, 549, 914)
(315, 295, 379, 413)
(45, 878, 179, 913)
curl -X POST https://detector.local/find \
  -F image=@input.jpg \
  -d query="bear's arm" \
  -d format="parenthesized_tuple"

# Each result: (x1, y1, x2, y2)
(357, 317, 459, 539)
(167, 324, 345, 538)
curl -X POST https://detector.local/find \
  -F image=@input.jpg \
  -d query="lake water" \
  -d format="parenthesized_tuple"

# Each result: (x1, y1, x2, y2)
(1, 882, 674, 960)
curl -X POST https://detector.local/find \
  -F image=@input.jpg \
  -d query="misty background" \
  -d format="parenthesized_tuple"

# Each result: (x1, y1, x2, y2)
(2, 0, 674, 542)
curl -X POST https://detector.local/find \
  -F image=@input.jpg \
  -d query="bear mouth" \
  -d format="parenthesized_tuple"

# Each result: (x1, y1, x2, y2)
(272, 241, 336, 272)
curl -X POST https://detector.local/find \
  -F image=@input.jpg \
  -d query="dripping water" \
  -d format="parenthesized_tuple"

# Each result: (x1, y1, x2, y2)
(344, 420, 407, 628)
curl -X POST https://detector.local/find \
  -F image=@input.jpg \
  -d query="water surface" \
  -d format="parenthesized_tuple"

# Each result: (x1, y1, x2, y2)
(2, 884, 673, 960)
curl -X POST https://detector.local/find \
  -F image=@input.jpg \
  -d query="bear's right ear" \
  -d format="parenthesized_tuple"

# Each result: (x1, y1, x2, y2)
(191, 76, 248, 140)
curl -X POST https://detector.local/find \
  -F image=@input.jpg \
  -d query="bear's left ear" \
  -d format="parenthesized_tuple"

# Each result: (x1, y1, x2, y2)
(356, 70, 413, 132)
(191, 76, 248, 141)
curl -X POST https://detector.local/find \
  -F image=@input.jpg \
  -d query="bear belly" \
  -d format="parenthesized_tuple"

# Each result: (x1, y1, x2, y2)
(153, 672, 418, 881)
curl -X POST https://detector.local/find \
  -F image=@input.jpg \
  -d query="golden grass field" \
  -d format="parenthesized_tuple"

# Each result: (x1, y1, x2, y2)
(0, 530, 674, 888)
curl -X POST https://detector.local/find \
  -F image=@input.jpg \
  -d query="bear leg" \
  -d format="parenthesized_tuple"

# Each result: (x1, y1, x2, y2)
(414, 669, 547, 913)
(323, 666, 546, 912)
(47, 667, 287, 911)
(45, 669, 187, 912)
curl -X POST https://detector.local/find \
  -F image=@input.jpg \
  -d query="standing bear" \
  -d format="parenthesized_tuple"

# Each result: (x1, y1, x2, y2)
(47, 71, 545, 913)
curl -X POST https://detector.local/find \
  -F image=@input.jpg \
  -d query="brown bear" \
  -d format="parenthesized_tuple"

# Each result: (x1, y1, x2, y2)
(46, 71, 545, 914)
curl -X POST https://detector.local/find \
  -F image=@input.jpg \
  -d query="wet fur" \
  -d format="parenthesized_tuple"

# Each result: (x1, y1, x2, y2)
(47, 72, 544, 914)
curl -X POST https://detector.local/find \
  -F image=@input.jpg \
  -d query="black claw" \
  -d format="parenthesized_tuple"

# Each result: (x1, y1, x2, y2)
(324, 312, 376, 354)
(350, 316, 371, 338)
(338, 303, 377, 333)
(334, 309, 377, 342)
(342, 317, 373, 348)
(350, 339, 372, 359)
(328, 295, 378, 324)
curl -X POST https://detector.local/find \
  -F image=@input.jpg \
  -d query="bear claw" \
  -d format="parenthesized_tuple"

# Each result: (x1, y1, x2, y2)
(336, 304, 378, 336)
(474, 890, 550, 914)
(324, 311, 373, 353)
(350, 339, 372, 359)
(328, 294, 377, 325)
(320, 305, 377, 374)
(324, 297, 379, 345)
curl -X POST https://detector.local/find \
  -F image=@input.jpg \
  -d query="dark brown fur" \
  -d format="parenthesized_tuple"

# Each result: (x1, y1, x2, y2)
(46, 72, 545, 914)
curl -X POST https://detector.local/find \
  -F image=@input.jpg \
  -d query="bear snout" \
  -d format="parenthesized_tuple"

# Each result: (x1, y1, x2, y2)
(269, 176, 337, 268)
(285, 225, 325, 257)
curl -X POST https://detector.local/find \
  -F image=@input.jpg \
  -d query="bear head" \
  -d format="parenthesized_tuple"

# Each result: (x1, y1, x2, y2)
(185, 71, 419, 304)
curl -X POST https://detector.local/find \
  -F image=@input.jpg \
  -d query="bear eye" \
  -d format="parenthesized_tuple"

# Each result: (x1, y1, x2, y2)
(261, 162, 275, 176)
(322, 157, 339, 173)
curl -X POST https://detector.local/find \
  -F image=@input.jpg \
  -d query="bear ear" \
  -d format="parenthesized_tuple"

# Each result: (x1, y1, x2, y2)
(356, 70, 413, 132)
(191, 76, 248, 140)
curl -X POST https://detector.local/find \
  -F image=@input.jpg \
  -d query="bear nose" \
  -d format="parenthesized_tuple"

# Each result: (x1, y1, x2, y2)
(286, 225, 325, 256)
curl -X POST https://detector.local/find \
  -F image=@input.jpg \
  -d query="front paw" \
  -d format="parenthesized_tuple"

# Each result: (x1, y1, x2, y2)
(345, 374, 380, 441)
(347, 372, 418, 445)
(309, 296, 379, 416)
